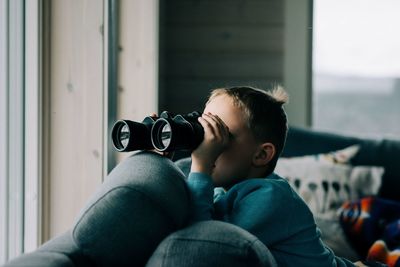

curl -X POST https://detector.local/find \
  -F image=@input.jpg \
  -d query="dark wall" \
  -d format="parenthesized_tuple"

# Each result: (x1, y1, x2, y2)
(159, 0, 284, 114)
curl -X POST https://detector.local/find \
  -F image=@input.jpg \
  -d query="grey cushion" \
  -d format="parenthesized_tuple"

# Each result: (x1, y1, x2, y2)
(146, 221, 278, 267)
(2, 152, 190, 267)
(37, 231, 93, 266)
(3, 152, 278, 267)
(3, 225, 92, 267)
(71, 151, 191, 267)
(2, 251, 75, 267)
(174, 157, 192, 177)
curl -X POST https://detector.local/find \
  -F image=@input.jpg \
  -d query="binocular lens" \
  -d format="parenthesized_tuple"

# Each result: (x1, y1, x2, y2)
(161, 123, 172, 148)
(119, 124, 130, 148)
(111, 119, 154, 151)
(152, 119, 172, 151)
(112, 121, 131, 151)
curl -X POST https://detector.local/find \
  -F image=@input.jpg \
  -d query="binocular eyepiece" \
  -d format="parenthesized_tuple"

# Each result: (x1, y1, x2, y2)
(111, 111, 204, 152)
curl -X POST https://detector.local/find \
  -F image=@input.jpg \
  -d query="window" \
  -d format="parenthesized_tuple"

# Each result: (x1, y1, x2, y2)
(0, 0, 8, 262)
(0, 0, 25, 262)
(0, 0, 41, 263)
(313, 0, 400, 139)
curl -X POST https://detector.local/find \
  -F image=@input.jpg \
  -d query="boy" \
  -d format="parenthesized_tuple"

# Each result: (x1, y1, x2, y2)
(187, 86, 356, 266)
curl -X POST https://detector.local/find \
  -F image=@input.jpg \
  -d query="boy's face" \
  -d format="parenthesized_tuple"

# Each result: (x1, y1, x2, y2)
(203, 94, 260, 188)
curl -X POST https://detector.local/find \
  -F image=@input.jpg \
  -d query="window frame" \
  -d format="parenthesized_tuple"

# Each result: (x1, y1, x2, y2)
(283, 0, 313, 128)
(0, 0, 9, 263)
(0, 0, 42, 263)
(24, 0, 42, 253)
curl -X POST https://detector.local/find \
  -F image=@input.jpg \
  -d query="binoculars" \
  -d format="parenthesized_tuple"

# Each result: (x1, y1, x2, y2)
(111, 111, 204, 152)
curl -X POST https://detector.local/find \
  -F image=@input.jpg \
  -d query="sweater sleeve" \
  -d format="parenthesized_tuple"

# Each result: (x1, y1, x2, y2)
(226, 180, 356, 267)
(186, 172, 215, 222)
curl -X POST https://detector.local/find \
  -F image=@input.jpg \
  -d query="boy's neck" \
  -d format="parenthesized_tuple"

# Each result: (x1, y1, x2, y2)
(222, 169, 272, 191)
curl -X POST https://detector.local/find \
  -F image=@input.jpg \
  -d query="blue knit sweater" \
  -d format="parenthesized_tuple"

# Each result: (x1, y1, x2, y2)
(187, 172, 355, 267)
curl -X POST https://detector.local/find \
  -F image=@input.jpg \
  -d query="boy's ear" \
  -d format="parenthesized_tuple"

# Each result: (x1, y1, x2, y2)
(253, 142, 276, 167)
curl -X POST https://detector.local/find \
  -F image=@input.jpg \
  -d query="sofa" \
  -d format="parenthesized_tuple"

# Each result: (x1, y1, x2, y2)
(2, 151, 277, 267)
(2, 126, 399, 266)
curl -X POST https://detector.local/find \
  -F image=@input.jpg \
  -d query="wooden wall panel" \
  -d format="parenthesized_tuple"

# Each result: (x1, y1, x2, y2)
(164, 78, 281, 113)
(44, 0, 104, 240)
(160, 0, 285, 114)
(165, 1, 283, 26)
(43, 0, 160, 240)
(166, 53, 283, 78)
(116, 0, 159, 163)
(118, 0, 158, 122)
(166, 27, 283, 53)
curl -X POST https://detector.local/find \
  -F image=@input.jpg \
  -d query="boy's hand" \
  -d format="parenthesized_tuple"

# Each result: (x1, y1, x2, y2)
(191, 112, 230, 175)
(354, 262, 367, 267)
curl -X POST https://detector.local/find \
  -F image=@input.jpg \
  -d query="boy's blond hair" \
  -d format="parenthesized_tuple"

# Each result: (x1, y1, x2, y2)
(207, 85, 289, 175)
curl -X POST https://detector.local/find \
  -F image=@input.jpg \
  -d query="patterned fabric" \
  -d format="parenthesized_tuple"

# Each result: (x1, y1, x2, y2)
(339, 197, 400, 267)
(275, 145, 384, 220)
(368, 240, 400, 267)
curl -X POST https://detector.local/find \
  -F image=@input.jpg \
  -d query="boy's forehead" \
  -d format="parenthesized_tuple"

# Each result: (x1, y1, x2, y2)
(204, 95, 234, 113)
(204, 95, 247, 128)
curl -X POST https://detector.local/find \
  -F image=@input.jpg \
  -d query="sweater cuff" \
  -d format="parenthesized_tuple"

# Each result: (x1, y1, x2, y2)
(186, 172, 215, 221)
(188, 172, 213, 182)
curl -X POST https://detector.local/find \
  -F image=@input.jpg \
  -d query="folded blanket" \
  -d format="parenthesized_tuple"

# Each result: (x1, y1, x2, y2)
(339, 197, 400, 267)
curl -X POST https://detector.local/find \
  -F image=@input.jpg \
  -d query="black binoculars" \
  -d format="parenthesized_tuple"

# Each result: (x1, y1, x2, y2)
(111, 111, 204, 152)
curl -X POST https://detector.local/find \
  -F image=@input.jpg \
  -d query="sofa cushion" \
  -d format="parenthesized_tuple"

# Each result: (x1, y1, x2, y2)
(175, 157, 192, 177)
(282, 127, 378, 158)
(72, 152, 191, 267)
(2, 231, 92, 267)
(314, 216, 359, 261)
(275, 147, 384, 219)
(283, 127, 400, 201)
(146, 220, 277, 267)
(374, 139, 400, 200)
(37, 231, 94, 267)
(2, 251, 75, 267)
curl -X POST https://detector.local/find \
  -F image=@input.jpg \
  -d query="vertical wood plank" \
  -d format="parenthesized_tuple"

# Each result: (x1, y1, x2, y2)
(118, 0, 158, 121)
(46, 0, 104, 239)
(117, 0, 158, 162)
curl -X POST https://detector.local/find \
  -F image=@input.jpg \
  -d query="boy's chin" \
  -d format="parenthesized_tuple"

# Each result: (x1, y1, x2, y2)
(211, 172, 232, 188)
(210, 172, 223, 186)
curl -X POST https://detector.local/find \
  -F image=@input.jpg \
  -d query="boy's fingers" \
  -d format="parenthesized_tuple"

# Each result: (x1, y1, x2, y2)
(201, 113, 219, 130)
(213, 115, 229, 135)
(202, 113, 224, 140)
(198, 116, 216, 137)
(353, 262, 367, 267)
(202, 113, 224, 131)
(203, 113, 229, 139)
